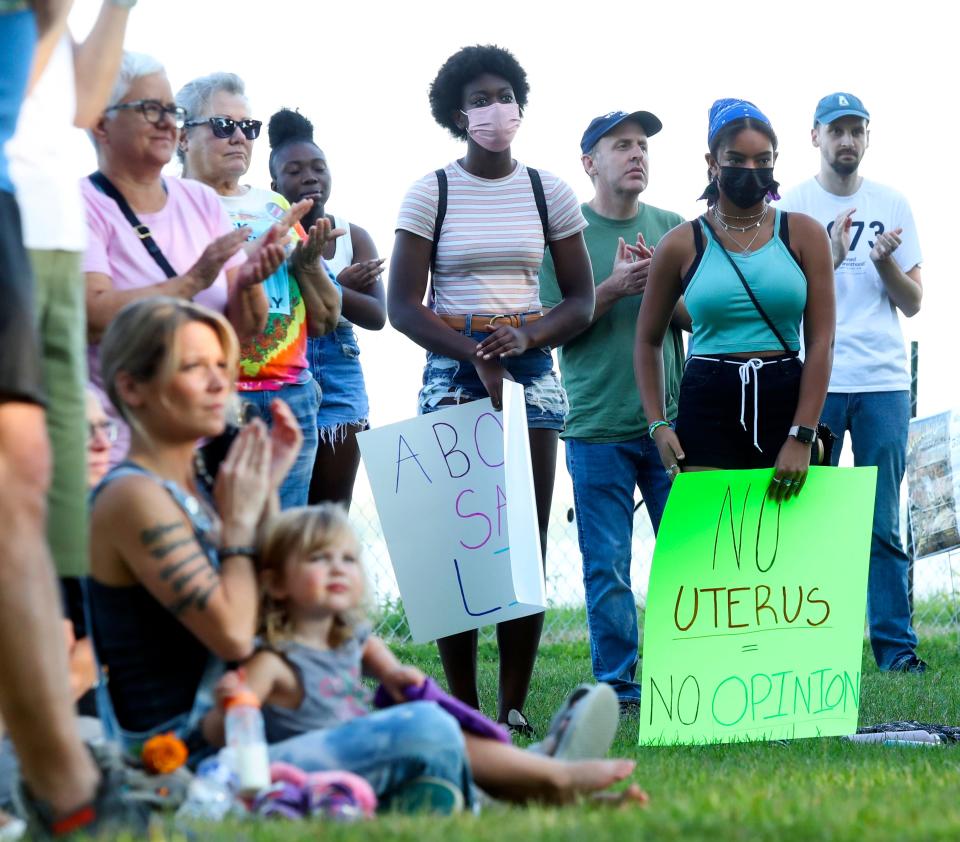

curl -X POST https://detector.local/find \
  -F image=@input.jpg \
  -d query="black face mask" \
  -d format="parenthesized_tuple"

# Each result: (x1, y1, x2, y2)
(718, 166, 779, 209)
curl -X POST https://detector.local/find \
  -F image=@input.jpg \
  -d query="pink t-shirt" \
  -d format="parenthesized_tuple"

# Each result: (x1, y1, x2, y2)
(82, 175, 245, 465)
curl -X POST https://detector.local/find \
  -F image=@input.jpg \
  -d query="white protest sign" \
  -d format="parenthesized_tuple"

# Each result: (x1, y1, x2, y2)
(358, 380, 545, 642)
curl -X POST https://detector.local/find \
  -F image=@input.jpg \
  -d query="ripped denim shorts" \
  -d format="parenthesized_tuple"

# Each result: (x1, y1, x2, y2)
(418, 321, 568, 431)
(309, 323, 370, 444)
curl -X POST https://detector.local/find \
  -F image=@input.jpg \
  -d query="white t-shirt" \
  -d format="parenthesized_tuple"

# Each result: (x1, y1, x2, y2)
(395, 161, 586, 315)
(7, 33, 89, 251)
(778, 177, 922, 393)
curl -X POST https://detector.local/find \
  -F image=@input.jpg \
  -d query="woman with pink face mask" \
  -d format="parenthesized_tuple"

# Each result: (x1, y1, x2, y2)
(389, 45, 595, 737)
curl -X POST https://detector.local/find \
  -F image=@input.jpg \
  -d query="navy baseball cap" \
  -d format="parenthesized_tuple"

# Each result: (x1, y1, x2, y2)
(580, 110, 662, 154)
(814, 92, 870, 126)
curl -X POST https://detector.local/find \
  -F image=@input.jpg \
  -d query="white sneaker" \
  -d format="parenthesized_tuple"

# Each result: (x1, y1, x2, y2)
(529, 683, 619, 760)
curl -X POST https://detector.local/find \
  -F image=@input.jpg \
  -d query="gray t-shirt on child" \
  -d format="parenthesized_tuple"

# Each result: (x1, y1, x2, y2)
(262, 628, 372, 744)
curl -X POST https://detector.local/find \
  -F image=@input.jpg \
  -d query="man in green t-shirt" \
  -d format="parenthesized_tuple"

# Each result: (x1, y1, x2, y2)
(540, 109, 687, 711)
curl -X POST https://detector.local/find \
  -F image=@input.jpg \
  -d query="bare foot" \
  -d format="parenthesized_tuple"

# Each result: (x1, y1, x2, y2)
(589, 782, 650, 808)
(552, 758, 636, 803)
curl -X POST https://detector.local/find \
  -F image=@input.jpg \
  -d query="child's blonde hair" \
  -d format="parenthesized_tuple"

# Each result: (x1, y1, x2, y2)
(257, 504, 370, 647)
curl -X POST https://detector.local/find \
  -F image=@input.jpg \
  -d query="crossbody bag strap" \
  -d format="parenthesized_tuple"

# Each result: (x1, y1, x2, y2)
(699, 214, 792, 354)
(88, 171, 178, 279)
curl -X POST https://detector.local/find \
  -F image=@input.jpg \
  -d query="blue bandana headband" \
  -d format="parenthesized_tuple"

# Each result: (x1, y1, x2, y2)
(708, 98, 771, 145)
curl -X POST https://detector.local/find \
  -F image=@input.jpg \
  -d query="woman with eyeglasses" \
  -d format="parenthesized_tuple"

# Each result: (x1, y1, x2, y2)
(176, 73, 343, 508)
(82, 52, 291, 468)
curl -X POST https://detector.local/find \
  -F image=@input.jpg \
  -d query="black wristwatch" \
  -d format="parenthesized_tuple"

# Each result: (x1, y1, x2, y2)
(789, 425, 816, 445)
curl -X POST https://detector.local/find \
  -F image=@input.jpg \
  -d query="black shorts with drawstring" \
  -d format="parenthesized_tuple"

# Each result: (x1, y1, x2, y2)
(674, 354, 801, 469)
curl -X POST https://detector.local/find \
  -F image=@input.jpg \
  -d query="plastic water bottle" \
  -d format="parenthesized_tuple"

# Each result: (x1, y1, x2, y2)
(174, 757, 240, 824)
(224, 689, 272, 796)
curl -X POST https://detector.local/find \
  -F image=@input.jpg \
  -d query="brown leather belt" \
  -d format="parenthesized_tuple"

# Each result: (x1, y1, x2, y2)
(438, 312, 546, 331)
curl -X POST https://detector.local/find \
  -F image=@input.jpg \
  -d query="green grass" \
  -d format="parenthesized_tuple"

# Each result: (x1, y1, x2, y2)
(163, 633, 960, 842)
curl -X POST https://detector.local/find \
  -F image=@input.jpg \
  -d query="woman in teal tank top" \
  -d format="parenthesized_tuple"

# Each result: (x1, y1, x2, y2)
(635, 99, 835, 500)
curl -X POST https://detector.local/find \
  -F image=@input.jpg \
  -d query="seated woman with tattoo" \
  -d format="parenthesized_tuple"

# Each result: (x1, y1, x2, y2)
(86, 298, 476, 801)
(86, 296, 299, 759)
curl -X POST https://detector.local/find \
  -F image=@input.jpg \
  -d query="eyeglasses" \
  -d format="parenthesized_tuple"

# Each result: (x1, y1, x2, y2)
(183, 116, 263, 140)
(88, 420, 119, 444)
(104, 99, 187, 128)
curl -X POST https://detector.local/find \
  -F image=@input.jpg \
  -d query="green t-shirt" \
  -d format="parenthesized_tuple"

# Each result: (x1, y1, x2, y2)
(539, 202, 686, 442)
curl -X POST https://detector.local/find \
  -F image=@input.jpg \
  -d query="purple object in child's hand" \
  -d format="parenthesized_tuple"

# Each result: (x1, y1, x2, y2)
(374, 677, 511, 743)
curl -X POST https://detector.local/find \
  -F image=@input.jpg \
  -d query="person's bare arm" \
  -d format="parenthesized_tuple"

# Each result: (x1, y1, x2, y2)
(94, 480, 260, 662)
(635, 225, 690, 473)
(337, 224, 386, 331)
(388, 229, 513, 407)
(671, 298, 693, 332)
(86, 271, 205, 344)
(72, 0, 132, 128)
(91, 424, 272, 661)
(871, 229, 922, 317)
(362, 636, 425, 702)
(225, 225, 292, 341)
(25, 0, 71, 92)
(292, 218, 344, 337)
(475, 232, 594, 359)
(201, 651, 298, 748)
(765, 213, 835, 502)
(85, 227, 251, 343)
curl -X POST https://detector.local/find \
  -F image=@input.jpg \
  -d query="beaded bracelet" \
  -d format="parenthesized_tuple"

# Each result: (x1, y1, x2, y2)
(648, 420, 670, 440)
(218, 546, 257, 563)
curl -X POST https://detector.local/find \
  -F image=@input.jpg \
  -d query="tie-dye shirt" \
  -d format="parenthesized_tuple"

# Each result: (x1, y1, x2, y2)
(220, 187, 309, 389)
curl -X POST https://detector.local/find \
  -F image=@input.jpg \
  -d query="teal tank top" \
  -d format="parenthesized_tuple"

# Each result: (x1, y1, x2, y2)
(684, 209, 807, 355)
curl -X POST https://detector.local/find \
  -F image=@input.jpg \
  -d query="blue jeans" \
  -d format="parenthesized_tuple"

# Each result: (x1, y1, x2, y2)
(565, 435, 673, 700)
(418, 320, 567, 431)
(241, 377, 320, 509)
(820, 391, 918, 670)
(267, 702, 474, 809)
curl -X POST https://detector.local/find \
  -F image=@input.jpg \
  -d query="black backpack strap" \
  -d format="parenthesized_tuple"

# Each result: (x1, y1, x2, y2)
(526, 167, 549, 243)
(681, 219, 706, 293)
(430, 168, 448, 276)
(699, 214, 792, 354)
(88, 171, 178, 279)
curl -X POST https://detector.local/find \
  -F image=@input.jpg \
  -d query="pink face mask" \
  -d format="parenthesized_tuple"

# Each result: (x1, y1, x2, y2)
(461, 102, 521, 152)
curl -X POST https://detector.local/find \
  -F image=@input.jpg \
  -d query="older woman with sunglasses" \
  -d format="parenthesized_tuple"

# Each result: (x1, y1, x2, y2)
(82, 52, 290, 467)
(176, 72, 343, 508)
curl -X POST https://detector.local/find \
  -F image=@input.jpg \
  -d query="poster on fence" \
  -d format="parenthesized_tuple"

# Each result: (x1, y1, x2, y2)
(906, 410, 960, 559)
(638, 467, 876, 745)
(357, 380, 545, 643)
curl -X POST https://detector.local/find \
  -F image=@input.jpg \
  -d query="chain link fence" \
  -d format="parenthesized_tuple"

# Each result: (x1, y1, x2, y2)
(353, 449, 959, 645)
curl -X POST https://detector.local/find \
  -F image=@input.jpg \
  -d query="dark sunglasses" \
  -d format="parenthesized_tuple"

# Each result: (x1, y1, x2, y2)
(104, 99, 187, 128)
(184, 116, 262, 140)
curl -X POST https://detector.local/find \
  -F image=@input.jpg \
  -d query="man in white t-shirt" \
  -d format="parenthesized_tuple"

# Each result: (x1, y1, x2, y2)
(778, 92, 925, 673)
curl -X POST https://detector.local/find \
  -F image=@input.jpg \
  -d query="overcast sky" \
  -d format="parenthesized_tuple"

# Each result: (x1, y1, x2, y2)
(68, 0, 958, 430)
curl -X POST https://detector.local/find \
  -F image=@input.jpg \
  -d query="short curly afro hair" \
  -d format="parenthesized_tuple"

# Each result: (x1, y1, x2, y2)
(429, 44, 529, 141)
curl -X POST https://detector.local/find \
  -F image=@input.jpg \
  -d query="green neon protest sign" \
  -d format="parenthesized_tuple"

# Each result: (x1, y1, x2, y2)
(638, 467, 876, 745)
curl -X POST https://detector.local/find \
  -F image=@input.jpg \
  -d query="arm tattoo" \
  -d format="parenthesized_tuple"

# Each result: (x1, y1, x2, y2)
(166, 571, 220, 617)
(149, 537, 196, 559)
(140, 521, 186, 546)
(158, 550, 205, 581)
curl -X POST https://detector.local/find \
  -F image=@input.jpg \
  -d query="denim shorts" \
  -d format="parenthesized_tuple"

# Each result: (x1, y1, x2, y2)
(308, 323, 370, 443)
(418, 324, 567, 431)
(675, 354, 802, 469)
